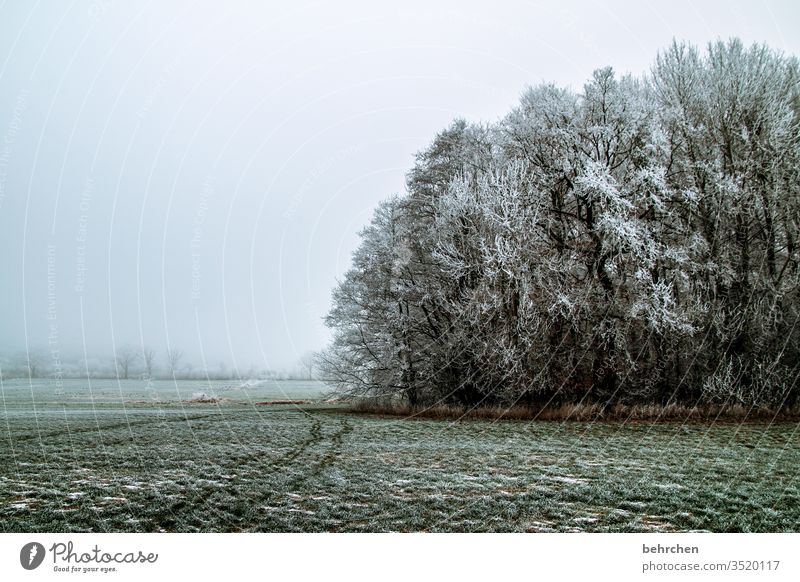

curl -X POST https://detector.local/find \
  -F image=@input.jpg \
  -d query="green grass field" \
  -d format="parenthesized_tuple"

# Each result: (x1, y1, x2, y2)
(1, 379, 798, 532)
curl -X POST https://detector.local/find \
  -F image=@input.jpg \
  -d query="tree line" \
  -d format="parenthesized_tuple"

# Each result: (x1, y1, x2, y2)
(319, 39, 800, 411)
(0, 347, 317, 381)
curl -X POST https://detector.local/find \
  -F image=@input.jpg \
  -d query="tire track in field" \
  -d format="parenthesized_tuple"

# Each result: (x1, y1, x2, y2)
(232, 413, 324, 471)
(246, 416, 352, 531)
(152, 413, 353, 530)
(156, 413, 326, 529)
(283, 416, 351, 487)
(313, 417, 352, 474)
(275, 415, 323, 468)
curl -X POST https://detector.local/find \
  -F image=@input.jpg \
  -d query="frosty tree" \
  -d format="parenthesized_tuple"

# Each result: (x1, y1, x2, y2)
(320, 39, 800, 411)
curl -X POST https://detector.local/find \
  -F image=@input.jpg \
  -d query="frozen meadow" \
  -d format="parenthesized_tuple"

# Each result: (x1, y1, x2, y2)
(1, 379, 797, 532)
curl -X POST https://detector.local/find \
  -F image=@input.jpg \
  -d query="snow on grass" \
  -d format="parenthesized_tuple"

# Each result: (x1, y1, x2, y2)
(653, 482, 685, 491)
(574, 516, 599, 523)
(548, 476, 589, 485)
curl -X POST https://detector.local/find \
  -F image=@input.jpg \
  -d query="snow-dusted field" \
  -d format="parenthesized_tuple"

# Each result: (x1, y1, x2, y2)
(1, 380, 797, 532)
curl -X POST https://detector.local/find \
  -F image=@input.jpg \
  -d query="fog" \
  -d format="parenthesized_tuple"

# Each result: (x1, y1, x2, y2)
(0, 0, 797, 375)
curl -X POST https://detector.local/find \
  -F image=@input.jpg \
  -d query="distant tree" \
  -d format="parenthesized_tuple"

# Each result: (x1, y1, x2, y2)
(298, 352, 317, 380)
(114, 346, 139, 380)
(16, 348, 46, 379)
(165, 348, 183, 377)
(142, 347, 156, 379)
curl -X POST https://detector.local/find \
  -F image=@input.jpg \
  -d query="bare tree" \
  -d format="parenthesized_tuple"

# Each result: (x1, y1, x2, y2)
(142, 347, 156, 379)
(115, 346, 139, 380)
(298, 352, 317, 380)
(165, 348, 183, 377)
(16, 348, 46, 379)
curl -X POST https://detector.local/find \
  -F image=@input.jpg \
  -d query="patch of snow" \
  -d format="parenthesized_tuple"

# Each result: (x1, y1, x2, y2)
(550, 476, 588, 485)
(653, 482, 685, 490)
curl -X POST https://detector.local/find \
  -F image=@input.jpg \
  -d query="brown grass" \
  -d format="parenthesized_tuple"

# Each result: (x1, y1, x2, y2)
(185, 395, 228, 404)
(347, 399, 800, 422)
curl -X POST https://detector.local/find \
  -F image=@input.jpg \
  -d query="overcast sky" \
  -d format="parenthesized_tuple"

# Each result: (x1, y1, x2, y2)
(0, 0, 797, 373)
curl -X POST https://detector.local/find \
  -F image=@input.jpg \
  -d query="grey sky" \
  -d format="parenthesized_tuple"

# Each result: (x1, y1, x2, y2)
(0, 0, 797, 373)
